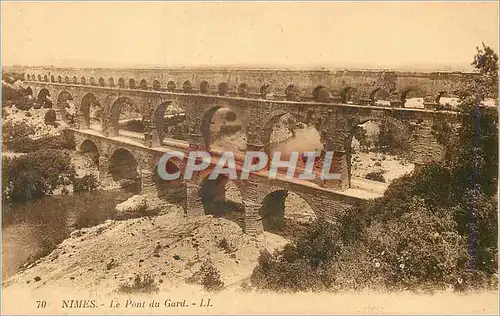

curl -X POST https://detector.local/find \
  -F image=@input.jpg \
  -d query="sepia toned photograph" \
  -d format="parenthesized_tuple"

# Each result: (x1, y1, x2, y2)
(1, 1, 499, 314)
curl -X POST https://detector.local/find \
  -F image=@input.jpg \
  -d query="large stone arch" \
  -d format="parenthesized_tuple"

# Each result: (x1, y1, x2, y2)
(129, 79, 136, 89)
(183, 80, 193, 93)
(313, 85, 330, 102)
(36, 88, 52, 108)
(56, 90, 75, 121)
(285, 84, 301, 101)
(259, 188, 317, 233)
(79, 92, 103, 129)
(200, 80, 210, 94)
(108, 147, 139, 186)
(238, 83, 249, 97)
(107, 96, 141, 137)
(167, 81, 176, 91)
(152, 80, 161, 91)
(118, 78, 125, 88)
(152, 158, 185, 204)
(400, 87, 426, 108)
(77, 139, 100, 167)
(200, 105, 244, 151)
(369, 88, 391, 106)
(197, 174, 245, 229)
(341, 86, 358, 104)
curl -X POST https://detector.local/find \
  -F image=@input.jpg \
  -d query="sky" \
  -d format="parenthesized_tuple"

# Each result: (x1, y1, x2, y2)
(2, 1, 499, 71)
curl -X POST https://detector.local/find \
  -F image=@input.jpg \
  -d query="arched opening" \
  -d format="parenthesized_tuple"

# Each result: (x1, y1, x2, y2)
(80, 93, 103, 129)
(118, 78, 125, 88)
(153, 160, 184, 203)
(218, 82, 229, 96)
(183, 80, 193, 92)
(80, 76, 86, 85)
(285, 84, 301, 101)
(57, 75, 62, 83)
(369, 88, 391, 106)
(36, 88, 52, 108)
(349, 118, 414, 189)
(43, 75, 48, 82)
(263, 112, 323, 164)
(129, 79, 136, 89)
(312, 85, 330, 102)
(23, 87, 33, 97)
(73, 76, 78, 84)
(37, 75, 42, 81)
(401, 88, 424, 108)
(260, 190, 316, 235)
(436, 91, 460, 109)
(238, 83, 249, 97)
(200, 80, 210, 94)
(152, 80, 161, 91)
(108, 78, 115, 87)
(108, 148, 139, 189)
(167, 81, 176, 91)
(98, 77, 105, 87)
(260, 84, 273, 99)
(199, 174, 244, 228)
(63, 76, 69, 84)
(154, 100, 186, 143)
(89, 77, 96, 86)
(139, 79, 148, 90)
(201, 106, 245, 151)
(56, 91, 75, 121)
(31, 74, 36, 81)
(341, 87, 357, 104)
(109, 97, 141, 137)
(78, 139, 100, 167)
(50, 75, 55, 83)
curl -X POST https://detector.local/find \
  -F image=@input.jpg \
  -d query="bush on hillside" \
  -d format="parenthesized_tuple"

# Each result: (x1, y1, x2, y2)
(2, 149, 76, 203)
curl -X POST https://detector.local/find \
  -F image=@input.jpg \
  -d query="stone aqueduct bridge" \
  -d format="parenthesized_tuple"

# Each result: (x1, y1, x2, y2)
(24, 66, 474, 104)
(25, 69, 458, 235)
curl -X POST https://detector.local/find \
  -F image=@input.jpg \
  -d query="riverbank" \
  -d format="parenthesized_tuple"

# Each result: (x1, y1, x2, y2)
(2, 205, 287, 293)
(3, 204, 498, 315)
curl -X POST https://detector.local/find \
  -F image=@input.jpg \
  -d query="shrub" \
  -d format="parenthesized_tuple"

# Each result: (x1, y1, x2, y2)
(73, 174, 99, 192)
(2, 122, 75, 153)
(44, 109, 57, 126)
(250, 219, 341, 292)
(3, 149, 76, 203)
(365, 170, 385, 182)
(199, 260, 224, 292)
(117, 274, 159, 294)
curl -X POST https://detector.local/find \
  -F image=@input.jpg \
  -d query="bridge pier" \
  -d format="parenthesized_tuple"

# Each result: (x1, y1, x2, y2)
(98, 156, 113, 185)
(185, 181, 204, 216)
(243, 200, 264, 236)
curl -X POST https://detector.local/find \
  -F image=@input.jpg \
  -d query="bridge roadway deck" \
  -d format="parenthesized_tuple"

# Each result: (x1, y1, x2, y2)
(74, 128, 388, 200)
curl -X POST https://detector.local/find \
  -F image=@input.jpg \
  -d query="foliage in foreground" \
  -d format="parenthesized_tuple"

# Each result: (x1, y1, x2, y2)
(250, 44, 498, 293)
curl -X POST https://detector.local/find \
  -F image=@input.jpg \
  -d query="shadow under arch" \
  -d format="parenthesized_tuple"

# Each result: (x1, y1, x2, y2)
(341, 86, 357, 104)
(260, 189, 317, 235)
(199, 174, 244, 229)
(78, 139, 100, 167)
(153, 160, 185, 204)
(108, 148, 139, 190)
